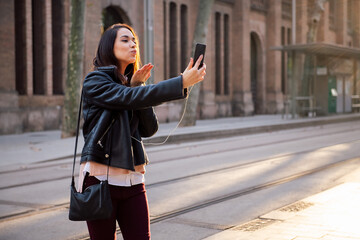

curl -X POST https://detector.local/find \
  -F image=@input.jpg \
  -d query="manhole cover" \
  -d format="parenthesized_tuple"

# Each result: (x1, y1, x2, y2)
(280, 201, 314, 212)
(232, 218, 278, 232)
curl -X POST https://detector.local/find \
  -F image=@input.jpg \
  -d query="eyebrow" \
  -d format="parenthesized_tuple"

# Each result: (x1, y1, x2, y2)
(120, 35, 136, 41)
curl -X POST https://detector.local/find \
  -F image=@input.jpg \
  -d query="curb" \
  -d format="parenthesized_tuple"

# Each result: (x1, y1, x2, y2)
(143, 114, 360, 144)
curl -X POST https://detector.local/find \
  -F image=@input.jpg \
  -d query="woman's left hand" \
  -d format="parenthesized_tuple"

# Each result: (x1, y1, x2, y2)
(130, 63, 154, 87)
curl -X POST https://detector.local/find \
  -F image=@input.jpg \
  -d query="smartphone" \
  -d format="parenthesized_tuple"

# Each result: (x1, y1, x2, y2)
(193, 43, 206, 69)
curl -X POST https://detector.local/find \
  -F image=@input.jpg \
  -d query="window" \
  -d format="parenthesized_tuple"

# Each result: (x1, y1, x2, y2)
(281, 27, 286, 95)
(215, 12, 230, 96)
(251, 0, 268, 12)
(347, 0, 353, 34)
(32, 0, 46, 95)
(180, 5, 188, 71)
(215, 12, 221, 95)
(52, 0, 64, 94)
(163, 1, 167, 78)
(164, 2, 189, 78)
(329, 0, 336, 30)
(281, 0, 292, 19)
(169, 2, 178, 77)
(102, 6, 126, 31)
(224, 14, 229, 95)
(15, 0, 27, 95)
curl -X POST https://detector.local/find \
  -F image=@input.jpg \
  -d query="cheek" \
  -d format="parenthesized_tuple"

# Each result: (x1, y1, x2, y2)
(114, 44, 126, 59)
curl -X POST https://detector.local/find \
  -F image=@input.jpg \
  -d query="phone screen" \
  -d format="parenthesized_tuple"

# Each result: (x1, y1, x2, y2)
(193, 43, 206, 69)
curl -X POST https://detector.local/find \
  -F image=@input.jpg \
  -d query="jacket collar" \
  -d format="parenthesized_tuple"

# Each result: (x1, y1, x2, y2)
(97, 66, 121, 83)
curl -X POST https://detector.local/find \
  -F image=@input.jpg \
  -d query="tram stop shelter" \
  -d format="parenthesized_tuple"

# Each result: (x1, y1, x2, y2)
(272, 43, 360, 118)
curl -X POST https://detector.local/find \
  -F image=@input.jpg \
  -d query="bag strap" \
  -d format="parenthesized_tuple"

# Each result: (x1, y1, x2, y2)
(71, 91, 83, 187)
(71, 91, 111, 188)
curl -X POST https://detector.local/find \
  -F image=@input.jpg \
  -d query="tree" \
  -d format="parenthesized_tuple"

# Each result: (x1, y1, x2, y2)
(179, 0, 214, 127)
(61, 0, 86, 138)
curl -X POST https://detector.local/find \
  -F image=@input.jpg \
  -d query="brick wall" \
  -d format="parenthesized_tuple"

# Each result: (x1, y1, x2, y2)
(1, 0, 360, 134)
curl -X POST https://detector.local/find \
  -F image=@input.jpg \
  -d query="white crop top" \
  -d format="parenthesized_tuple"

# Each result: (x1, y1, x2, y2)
(83, 161, 145, 187)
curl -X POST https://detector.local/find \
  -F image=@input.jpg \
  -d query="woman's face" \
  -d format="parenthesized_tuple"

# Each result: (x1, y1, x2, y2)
(113, 27, 137, 68)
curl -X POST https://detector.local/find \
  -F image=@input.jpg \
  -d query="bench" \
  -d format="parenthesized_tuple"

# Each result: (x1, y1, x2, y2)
(352, 95, 360, 113)
(296, 96, 321, 117)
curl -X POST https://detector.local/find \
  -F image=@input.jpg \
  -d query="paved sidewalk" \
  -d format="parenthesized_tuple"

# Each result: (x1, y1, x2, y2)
(204, 181, 360, 240)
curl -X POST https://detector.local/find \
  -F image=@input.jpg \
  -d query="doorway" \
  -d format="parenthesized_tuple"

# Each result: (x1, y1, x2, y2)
(336, 75, 352, 113)
(250, 32, 263, 114)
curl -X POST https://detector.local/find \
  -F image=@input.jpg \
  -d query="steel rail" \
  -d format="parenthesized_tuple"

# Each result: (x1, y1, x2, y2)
(1, 152, 358, 227)
(1, 123, 357, 175)
(75, 156, 360, 240)
(0, 136, 358, 191)
(0, 125, 358, 177)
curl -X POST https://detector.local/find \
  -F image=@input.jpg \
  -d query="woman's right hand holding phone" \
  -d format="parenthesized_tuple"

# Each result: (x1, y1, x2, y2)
(182, 55, 206, 89)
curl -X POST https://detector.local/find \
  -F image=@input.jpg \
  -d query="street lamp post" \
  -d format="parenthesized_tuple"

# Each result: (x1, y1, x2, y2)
(291, 0, 297, 118)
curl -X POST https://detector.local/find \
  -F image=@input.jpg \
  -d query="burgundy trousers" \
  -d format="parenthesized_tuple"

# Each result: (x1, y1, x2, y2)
(83, 176, 150, 240)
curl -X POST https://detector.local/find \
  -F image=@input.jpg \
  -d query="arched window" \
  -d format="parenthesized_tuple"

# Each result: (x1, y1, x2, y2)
(250, 32, 263, 114)
(102, 6, 131, 32)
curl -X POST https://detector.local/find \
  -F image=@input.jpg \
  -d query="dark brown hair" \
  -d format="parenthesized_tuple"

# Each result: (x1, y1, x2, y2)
(93, 23, 141, 85)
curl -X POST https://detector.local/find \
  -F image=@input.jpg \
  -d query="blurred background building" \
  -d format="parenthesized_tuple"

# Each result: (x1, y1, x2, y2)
(1, 0, 359, 134)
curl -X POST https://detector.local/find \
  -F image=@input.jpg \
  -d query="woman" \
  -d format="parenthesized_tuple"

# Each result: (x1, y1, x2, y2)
(78, 23, 206, 240)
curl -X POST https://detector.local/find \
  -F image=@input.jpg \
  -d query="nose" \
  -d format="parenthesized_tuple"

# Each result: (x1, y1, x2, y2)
(130, 41, 136, 48)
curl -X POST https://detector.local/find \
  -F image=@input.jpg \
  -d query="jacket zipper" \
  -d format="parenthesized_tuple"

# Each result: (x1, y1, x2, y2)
(129, 110, 133, 123)
(97, 118, 115, 148)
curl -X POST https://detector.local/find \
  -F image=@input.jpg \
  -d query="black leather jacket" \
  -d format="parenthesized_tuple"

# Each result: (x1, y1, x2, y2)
(80, 66, 187, 171)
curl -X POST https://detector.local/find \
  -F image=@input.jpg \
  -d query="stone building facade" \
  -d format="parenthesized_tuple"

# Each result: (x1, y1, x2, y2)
(1, 0, 359, 134)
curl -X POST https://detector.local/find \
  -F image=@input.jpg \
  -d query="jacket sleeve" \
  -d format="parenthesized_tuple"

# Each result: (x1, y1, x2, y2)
(83, 71, 187, 110)
(136, 107, 159, 138)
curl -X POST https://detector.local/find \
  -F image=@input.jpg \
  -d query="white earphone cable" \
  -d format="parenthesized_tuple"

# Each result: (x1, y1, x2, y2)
(131, 85, 194, 146)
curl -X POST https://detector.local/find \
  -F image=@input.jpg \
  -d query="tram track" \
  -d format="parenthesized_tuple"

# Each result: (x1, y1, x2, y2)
(1, 123, 358, 176)
(0, 138, 359, 225)
(146, 138, 360, 188)
(147, 127, 360, 165)
(0, 124, 358, 178)
(74, 156, 360, 240)
(1, 124, 359, 240)
(149, 156, 360, 223)
(0, 131, 359, 192)
(0, 118, 359, 239)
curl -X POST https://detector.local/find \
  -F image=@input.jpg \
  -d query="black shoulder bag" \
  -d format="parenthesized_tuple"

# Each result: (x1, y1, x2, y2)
(68, 92, 113, 221)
